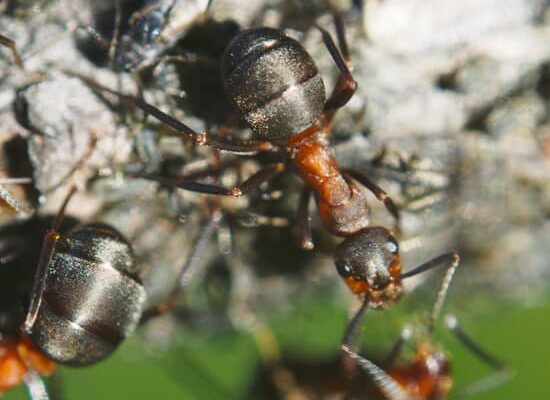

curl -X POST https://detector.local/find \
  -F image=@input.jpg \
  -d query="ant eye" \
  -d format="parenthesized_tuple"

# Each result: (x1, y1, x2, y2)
(386, 239, 398, 254)
(336, 261, 353, 278)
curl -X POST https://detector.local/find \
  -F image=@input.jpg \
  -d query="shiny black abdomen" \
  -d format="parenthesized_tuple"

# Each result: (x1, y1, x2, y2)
(221, 28, 326, 143)
(30, 224, 145, 366)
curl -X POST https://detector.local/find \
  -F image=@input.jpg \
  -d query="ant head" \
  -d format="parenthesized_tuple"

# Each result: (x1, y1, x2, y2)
(334, 227, 402, 306)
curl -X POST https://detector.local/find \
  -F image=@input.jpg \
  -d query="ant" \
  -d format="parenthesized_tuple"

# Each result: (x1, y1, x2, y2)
(0, 186, 146, 399)
(80, 10, 460, 354)
(253, 290, 510, 400)
(337, 263, 511, 400)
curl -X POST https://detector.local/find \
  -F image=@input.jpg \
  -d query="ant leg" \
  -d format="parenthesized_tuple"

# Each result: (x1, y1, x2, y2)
(344, 169, 400, 226)
(107, 0, 122, 68)
(140, 209, 221, 323)
(136, 163, 284, 197)
(341, 346, 412, 400)
(293, 188, 314, 250)
(23, 370, 50, 400)
(341, 296, 370, 354)
(74, 72, 276, 154)
(400, 252, 460, 332)
(23, 186, 78, 333)
(444, 315, 508, 371)
(132, 95, 276, 154)
(236, 212, 289, 228)
(317, 13, 358, 122)
(444, 315, 512, 398)
(0, 34, 25, 69)
(340, 296, 369, 377)
(383, 324, 414, 365)
(0, 178, 33, 214)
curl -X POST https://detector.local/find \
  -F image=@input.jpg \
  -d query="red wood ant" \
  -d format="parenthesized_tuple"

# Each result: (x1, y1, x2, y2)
(85, 12, 461, 353)
(0, 186, 146, 399)
(254, 292, 510, 400)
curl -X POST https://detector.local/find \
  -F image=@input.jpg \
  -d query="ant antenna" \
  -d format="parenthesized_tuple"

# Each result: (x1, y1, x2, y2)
(399, 252, 460, 332)
(0, 34, 25, 69)
(341, 296, 370, 352)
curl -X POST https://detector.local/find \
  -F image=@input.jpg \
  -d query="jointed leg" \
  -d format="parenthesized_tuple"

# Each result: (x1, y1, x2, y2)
(140, 209, 221, 323)
(293, 187, 313, 250)
(444, 315, 512, 399)
(107, 0, 122, 68)
(444, 315, 507, 371)
(136, 163, 284, 197)
(341, 296, 370, 354)
(235, 212, 289, 228)
(0, 178, 33, 214)
(67, 71, 277, 154)
(383, 324, 414, 365)
(317, 13, 358, 122)
(342, 346, 412, 400)
(23, 371, 49, 400)
(344, 169, 400, 226)
(0, 34, 25, 69)
(24, 186, 77, 333)
(132, 95, 276, 153)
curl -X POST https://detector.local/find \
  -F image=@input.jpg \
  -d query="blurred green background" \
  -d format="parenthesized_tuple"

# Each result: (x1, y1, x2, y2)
(5, 294, 549, 399)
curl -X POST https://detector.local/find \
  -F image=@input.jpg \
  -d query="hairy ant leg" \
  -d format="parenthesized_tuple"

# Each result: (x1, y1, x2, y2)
(341, 296, 370, 355)
(341, 345, 412, 400)
(317, 13, 358, 123)
(0, 34, 25, 69)
(293, 188, 314, 250)
(140, 208, 221, 323)
(0, 178, 33, 215)
(383, 324, 414, 365)
(444, 315, 512, 398)
(68, 70, 278, 154)
(135, 163, 285, 197)
(344, 168, 400, 227)
(23, 370, 50, 400)
(23, 186, 77, 333)
(107, 0, 123, 68)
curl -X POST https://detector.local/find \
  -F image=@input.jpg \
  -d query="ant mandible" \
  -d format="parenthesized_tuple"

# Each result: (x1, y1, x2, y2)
(93, 11, 460, 352)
